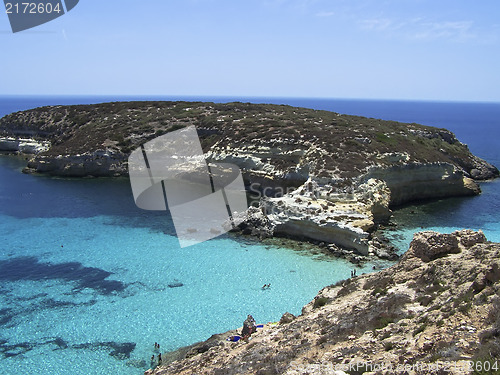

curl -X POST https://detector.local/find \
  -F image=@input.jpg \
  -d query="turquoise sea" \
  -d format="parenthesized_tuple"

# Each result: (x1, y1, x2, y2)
(0, 96, 499, 374)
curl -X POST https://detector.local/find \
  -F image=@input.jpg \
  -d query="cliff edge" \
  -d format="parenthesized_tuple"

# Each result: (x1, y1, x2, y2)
(0, 101, 496, 185)
(1, 101, 498, 253)
(145, 230, 500, 375)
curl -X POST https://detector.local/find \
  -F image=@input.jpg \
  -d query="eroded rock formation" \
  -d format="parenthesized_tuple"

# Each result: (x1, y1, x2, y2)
(1, 102, 498, 252)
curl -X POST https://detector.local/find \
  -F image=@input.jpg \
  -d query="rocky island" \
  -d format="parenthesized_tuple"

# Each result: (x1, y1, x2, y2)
(1, 102, 499, 374)
(0, 101, 497, 256)
(145, 230, 500, 375)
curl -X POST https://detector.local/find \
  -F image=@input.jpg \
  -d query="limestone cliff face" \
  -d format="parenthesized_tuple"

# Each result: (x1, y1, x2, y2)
(206, 144, 310, 191)
(146, 230, 500, 375)
(0, 136, 50, 154)
(233, 178, 391, 255)
(363, 162, 480, 206)
(24, 150, 128, 177)
(208, 147, 493, 207)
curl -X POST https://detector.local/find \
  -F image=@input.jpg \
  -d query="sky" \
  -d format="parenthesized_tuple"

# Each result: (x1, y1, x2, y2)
(0, 0, 499, 102)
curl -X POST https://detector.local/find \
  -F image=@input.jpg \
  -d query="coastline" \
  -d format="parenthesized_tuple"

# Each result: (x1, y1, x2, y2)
(0, 101, 498, 260)
(0, 100, 500, 375)
(145, 230, 500, 375)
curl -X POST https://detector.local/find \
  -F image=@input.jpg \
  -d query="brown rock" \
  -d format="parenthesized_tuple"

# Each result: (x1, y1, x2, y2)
(472, 273, 486, 293)
(407, 231, 460, 262)
(485, 263, 500, 283)
(455, 229, 487, 248)
(279, 312, 296, 324)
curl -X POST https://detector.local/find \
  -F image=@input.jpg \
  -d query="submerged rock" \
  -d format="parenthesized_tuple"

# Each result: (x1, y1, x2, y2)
(167, 282, 184, 288)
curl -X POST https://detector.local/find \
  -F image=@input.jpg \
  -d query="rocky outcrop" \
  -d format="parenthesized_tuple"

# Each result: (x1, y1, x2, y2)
(0, 137, 50, 154)
(146, 230, 500, 375)
(401, 230, 486, 263)
(363, 162, 481, 206)
(23, 150, 128, 177)
(233, 178, 390, 255)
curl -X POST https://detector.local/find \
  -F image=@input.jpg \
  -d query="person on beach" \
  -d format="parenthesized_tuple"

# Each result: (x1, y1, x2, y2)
(241, 314, 257, 340)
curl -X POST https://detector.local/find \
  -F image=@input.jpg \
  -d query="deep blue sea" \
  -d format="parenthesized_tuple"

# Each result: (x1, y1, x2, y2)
(0, 96, 499, 374)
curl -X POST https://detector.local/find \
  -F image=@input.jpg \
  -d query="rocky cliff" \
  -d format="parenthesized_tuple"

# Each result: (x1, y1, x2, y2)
(0, 101, 496, 185)
(0, 136, 50, 154)
(145, 230, 500, 375)
(0, 101, 498, 252)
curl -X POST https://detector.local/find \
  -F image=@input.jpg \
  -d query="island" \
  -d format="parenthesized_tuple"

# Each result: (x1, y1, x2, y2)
(0, 101, 498, 257)
(1, 102, 499, 374)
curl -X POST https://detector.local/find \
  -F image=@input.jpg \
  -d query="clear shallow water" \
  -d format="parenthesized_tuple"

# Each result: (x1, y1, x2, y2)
(0, 156, 371, 375)
(1, 96, 499, 374)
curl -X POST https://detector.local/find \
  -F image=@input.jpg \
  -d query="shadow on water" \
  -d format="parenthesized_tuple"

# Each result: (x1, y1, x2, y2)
(0, 337, 136, 360)
(390, 179, 500, 231)
(0, 155, 178, 235)
(0, 256, 126, 295)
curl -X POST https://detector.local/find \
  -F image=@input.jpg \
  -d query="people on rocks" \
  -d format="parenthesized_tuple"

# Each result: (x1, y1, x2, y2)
(242, 314, 257, 340)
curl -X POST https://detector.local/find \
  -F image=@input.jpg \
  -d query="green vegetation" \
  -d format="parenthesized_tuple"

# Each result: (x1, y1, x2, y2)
(375, 132, 397, 144)
(372, 287, 388, 296)
(0, 100, 490, 184)
(373, 314, 395, 329)
(313, 297, 330, 309)
(453, 290, 474, 314)
(413, 323, 428, 336)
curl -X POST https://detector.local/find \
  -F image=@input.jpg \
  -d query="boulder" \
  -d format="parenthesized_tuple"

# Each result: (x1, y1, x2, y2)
(454, 229, 487, 248)
(485, 263, 500, 283)
(279, 312, 296, 324)
(406, 231, 460, 262)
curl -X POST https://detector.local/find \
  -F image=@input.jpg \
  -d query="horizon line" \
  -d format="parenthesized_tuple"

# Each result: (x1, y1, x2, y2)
(0, 94, 499, 105)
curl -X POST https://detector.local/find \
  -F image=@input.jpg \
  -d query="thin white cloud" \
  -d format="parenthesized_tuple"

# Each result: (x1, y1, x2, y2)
(411, 21, 475, 41)
(263, 0, 323, 14)
(359, 18, 394, 31)
(359, 17, 478, 42)
(316, 11, 335, 17)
